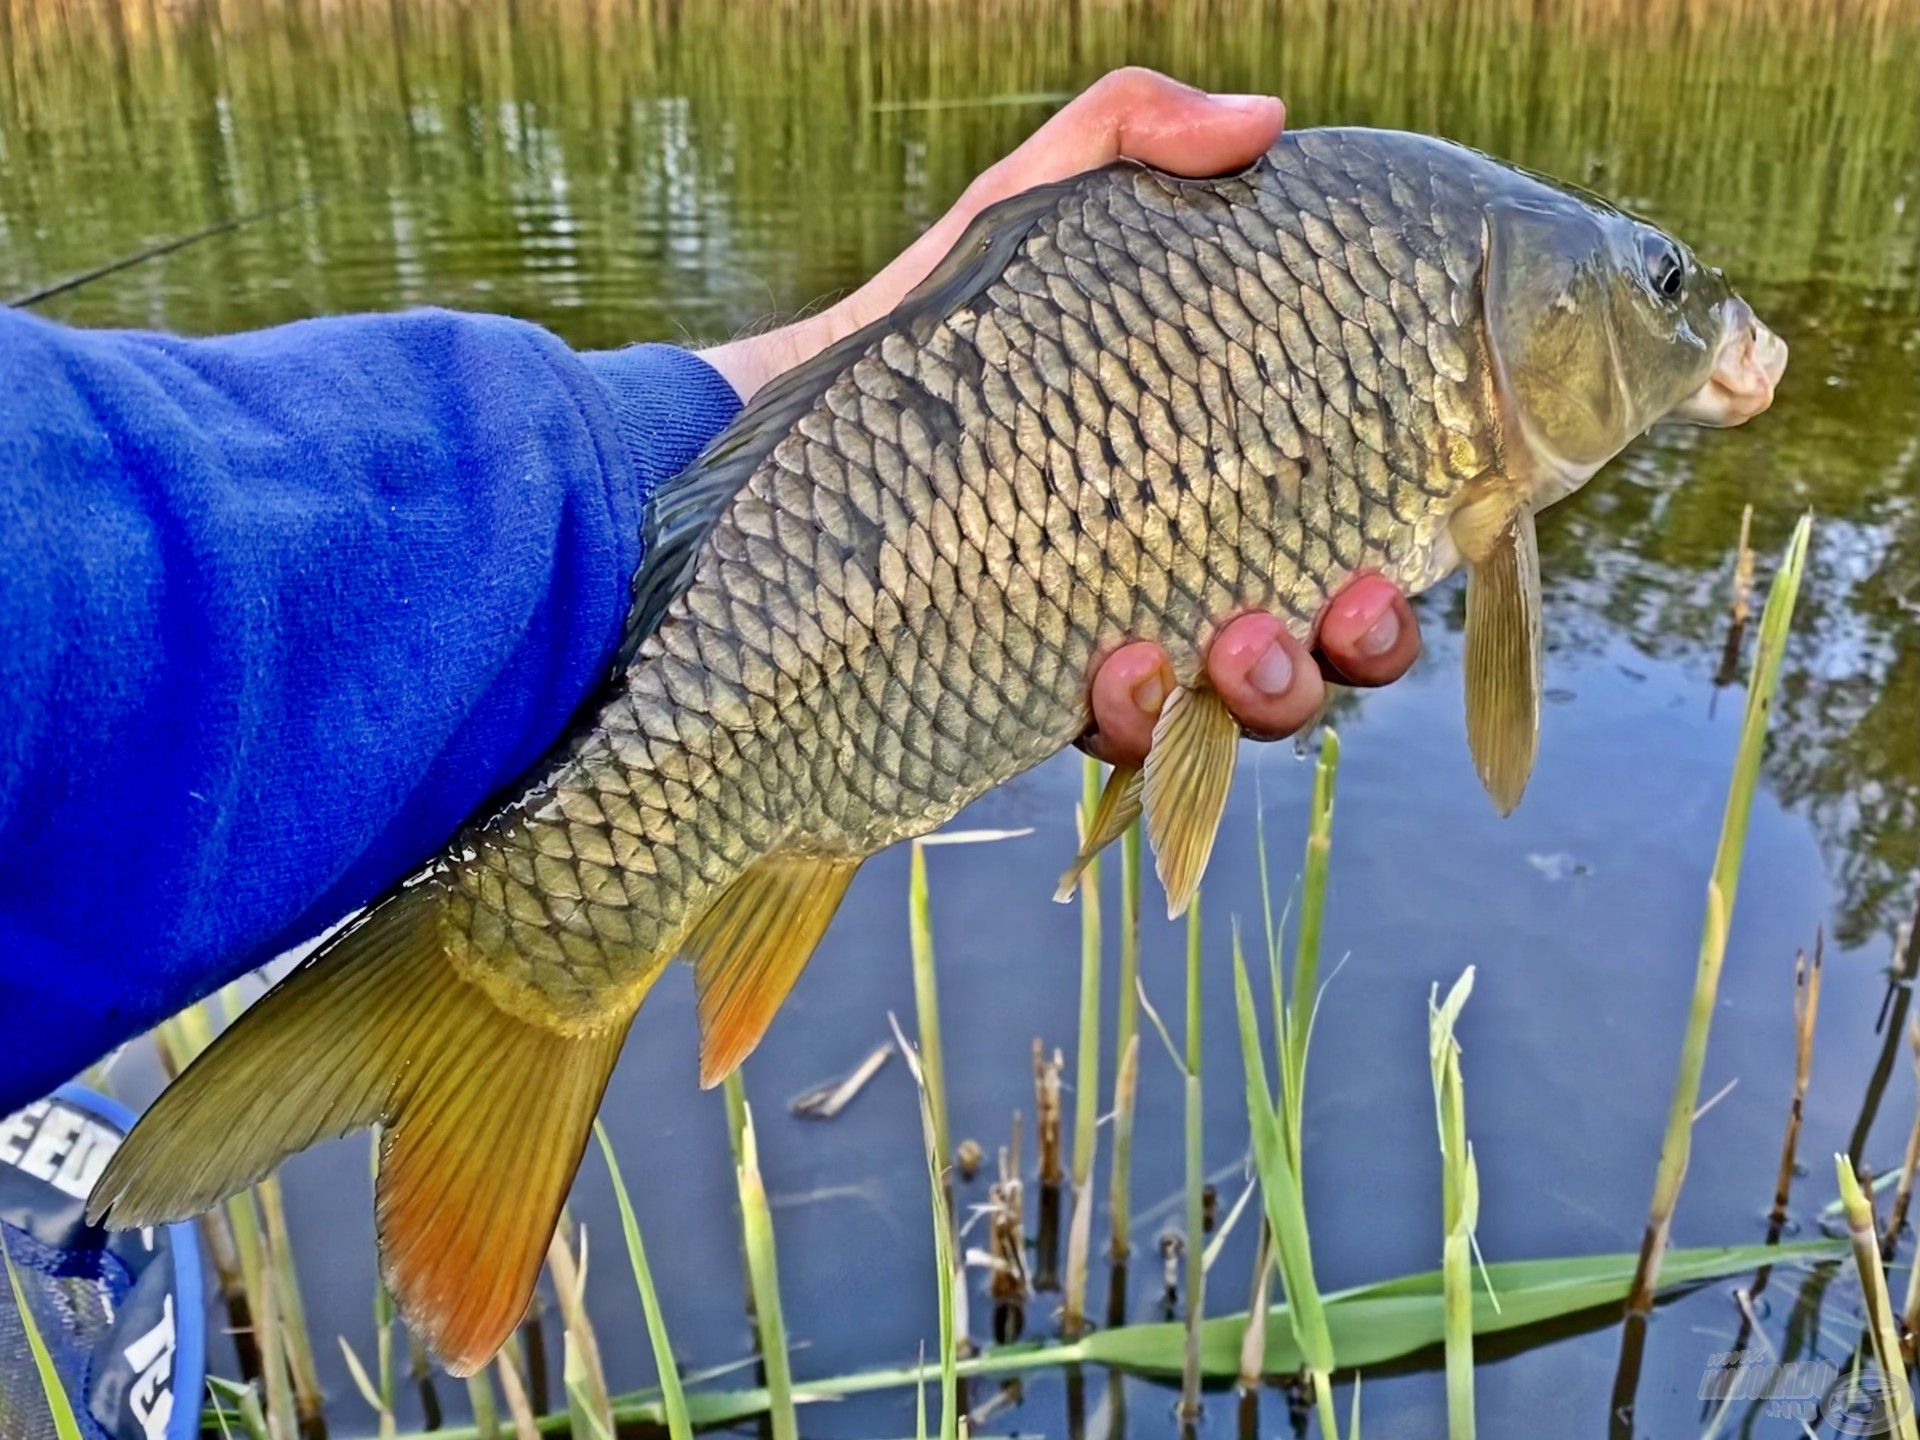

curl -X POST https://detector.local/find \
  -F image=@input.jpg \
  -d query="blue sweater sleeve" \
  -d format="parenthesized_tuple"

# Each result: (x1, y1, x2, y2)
(0, 306, 741, 1108)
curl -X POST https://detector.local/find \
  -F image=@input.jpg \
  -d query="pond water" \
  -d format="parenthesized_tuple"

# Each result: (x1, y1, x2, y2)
(3, 0, 1917, 1436)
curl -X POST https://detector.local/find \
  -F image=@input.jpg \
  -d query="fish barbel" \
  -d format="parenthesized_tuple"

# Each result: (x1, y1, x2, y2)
(90, 127, 1786, 1369)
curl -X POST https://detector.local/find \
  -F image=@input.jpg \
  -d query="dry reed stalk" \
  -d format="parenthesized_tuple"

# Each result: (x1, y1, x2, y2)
(1767, 934, 1824, 1235)
(1033, 1040, 1064, 1292)
(1714, 503, 1756, 686)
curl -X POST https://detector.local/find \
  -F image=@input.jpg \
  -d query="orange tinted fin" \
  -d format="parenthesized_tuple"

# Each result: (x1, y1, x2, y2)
(88, 883, 634, 1376)
(688, 853, 860, 1088)
(1053, 763, 1143, 902)
(1142, 685, 1239, 919)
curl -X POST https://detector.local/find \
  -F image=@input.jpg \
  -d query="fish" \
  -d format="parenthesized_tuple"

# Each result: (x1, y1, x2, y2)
(87, 126, 1786, 1372)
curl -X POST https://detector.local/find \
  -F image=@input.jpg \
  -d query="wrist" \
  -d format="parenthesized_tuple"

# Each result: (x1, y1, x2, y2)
(697, 306, 850, 403)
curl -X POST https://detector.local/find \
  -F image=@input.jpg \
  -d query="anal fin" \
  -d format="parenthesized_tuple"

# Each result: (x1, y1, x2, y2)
(1054, 763, 1143, 902)
(688, 853, 860, 1088)
(89, 884, 634, 1376)
(1142, 686, 1239, 919)
(1463, 506, 1543, 815)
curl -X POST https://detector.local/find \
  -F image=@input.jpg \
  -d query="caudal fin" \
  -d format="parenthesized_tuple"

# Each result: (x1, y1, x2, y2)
(88, 884, 631, 1375)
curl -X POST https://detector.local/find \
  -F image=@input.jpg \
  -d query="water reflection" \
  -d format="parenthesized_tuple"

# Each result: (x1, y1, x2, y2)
(4, 0, 1913, 939)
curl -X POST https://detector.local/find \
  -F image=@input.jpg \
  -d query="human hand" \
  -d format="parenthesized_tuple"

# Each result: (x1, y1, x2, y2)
(700, 68, 1421, 761)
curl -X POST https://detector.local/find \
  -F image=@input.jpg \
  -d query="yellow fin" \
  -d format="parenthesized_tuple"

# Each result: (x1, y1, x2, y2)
(1463, 505, 1543, 816)
(688, 852, 860, 1088)
(1142, 685, 1239, 919)
(1053, 763, 1143, 902)
(88, 885, 632, 1375)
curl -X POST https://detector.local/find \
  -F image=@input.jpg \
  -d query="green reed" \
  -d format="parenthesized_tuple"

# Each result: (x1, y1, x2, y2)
(1835, 1157, 1920, 1440)
(893, 1020, 961, 1440)
(1063, 755, 1105, 1336)
(1181, 897, 1206, 1420)
(596, 1123, 693, 1440)
(907, 840, 953, 1183)
(1108, 819, 1145, 1265)
(736, 1103, 798, 1440)
(1627, 516, 1812, 1310)
(1429, 971, 1481, 1440)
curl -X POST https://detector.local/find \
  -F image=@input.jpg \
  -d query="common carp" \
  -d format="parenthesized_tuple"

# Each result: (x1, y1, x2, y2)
(90, 127, 1786, 1370)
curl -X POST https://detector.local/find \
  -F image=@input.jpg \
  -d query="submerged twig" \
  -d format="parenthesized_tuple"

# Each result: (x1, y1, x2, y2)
(789, 1043, 893, 1120)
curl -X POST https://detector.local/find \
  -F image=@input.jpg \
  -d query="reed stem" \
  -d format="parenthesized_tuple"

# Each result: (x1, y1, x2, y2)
(1430, 971, 1480, 1440)
(1180, 896, 1206, 1421)
(736, 1104, 798, 1440)
(908, 840, 953, 1176)
(1628, 515, 1811, 1312)
(1109, 819, 1144, 1264)
(1284, 731, 1340, 1162)
(1836, 1157, 1920, 1440)
(1063, 756, 1105, 1336)
(1768, 937, 1824, 1235)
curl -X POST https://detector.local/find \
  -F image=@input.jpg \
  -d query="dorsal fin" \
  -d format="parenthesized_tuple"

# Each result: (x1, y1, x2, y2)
(618, 171, 1097, 667)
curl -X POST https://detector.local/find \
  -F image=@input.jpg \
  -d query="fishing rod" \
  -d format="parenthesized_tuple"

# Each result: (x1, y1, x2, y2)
(5, 195, 307, 308)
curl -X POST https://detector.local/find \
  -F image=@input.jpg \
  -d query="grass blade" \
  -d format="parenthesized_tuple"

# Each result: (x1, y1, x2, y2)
(1836, 1157, 1920, 1440)
(1629, 516, 1811, 1309)
(1181, 896, 1206, 1419)
(1429, 969, 1480, 1440)
(1064, 756, 1105, 1336)
(1109, 818, 1145, 1264)
(593, 1122, 692, 1440)
(891, 1016, 961, 1440)
(1232, 935, 1334, 1379)
(736, 1103, 798, 1440)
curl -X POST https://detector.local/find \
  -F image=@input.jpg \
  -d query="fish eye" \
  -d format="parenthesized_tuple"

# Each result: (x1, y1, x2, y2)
(1641, 234, 1685, 301)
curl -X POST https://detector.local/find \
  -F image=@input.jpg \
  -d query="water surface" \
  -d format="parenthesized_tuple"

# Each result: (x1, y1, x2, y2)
(3, 1, 1917, 1435)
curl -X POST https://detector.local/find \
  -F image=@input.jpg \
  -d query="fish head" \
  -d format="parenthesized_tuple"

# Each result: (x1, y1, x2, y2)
(1482, 189, 1786, 505)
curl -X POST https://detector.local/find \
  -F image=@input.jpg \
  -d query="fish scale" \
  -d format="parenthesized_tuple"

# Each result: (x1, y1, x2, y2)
(96, 123, 1782, 1375)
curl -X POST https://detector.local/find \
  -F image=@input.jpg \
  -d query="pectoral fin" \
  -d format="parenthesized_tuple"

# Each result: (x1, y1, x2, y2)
(1053, 763, 1143, 902)
(688, 852, 860, 1088)
(1142, 685, 1239, 919)
(1463, 506, 1543, 816)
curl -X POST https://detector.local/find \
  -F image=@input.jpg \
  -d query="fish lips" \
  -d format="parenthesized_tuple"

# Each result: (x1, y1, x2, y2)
(1667, 296, 1788, 428)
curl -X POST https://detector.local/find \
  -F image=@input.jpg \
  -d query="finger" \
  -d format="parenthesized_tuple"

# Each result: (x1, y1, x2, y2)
(1313, 573, 1422, 687)
(851, 71, 1282, 326)
(1205, 612, 1326, 741)
(1081, 640, 1174, 767)
(972, 68, 1284, 200)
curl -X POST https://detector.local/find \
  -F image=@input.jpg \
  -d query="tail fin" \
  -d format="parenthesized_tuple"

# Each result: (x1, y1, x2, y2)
(88, 884, 631, 1375)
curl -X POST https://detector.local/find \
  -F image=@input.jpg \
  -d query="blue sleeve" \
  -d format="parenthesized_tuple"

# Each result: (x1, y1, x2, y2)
(0, 306, 741, 1107)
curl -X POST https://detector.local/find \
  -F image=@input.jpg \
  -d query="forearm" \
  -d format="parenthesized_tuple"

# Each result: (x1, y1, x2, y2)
(0, 305, 738, 1103)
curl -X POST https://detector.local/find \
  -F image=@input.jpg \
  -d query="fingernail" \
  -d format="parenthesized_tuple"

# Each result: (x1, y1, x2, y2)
(1247, 641, 1294, 697)
(1357, 608, 1401, 657)
(1132, 670, 1168, 716)
(1213, 93, 1279, 114)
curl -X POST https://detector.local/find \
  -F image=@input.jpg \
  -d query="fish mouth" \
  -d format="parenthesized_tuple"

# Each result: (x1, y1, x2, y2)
(1667, 297, 1787, 428)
